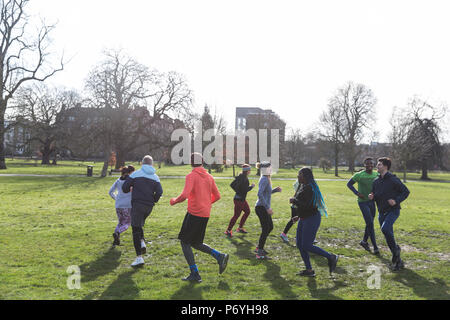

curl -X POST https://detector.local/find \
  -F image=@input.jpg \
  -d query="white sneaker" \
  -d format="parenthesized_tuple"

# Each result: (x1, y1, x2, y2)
(141, 239, 147, 254)
(131, 256, 144, 267)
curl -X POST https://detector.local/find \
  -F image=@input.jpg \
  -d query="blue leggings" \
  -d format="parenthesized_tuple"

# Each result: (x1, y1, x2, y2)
(296, 213, 332, 270)
(378, 209, 400, 255)
(358, 201, 378, 248)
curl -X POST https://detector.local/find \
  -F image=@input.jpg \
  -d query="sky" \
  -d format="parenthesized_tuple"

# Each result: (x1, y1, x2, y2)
(26, 0, 450, 142)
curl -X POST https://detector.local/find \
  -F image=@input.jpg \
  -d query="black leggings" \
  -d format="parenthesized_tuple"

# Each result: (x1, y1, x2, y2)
(181, 241, 213, 266)
(132, 226, 145, 256)
(255, 206, 273, 250)
(283, 207, 297, 234)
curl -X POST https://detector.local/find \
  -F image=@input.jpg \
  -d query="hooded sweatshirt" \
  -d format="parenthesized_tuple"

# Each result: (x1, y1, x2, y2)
(122, 164, 163, 207)
(109, 176, 132, 208)
(170, 166, 221, 218)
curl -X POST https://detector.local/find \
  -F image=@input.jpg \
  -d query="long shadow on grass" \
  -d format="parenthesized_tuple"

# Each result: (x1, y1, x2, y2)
(228, 236, 298, 299)
(171, 281, 213, 300)
(96, 268, 140, 300)
(392, 268, 450, 300)
(306, 277, 346, 300)
(79, 247, 121, 283)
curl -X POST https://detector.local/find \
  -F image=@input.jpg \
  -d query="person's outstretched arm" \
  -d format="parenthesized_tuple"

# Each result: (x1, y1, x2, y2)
(170, 174, 194, 205)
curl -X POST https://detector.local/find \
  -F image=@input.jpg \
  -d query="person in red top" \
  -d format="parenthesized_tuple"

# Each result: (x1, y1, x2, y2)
(170, 153, 229, 283)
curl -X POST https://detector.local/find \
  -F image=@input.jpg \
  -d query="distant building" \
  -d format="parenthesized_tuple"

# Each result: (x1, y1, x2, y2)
(3, 120, 33, 156)
(58, 106, 185, 162)
(233, 107, 286, 164)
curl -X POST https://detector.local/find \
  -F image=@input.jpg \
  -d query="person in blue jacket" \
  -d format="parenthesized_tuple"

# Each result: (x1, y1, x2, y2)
(369, 157, 410, 271)
(123, 155, 163, 267)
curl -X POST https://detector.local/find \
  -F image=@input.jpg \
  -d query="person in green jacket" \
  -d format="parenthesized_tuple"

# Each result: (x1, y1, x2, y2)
(347, 157, 380, 255)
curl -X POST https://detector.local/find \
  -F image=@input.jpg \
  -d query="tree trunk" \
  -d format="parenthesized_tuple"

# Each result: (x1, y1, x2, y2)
(334, 143, 339, 177)
(115, 150, 125, 169)
(420, 161, 430, 180)
(402, 162, 407, 183)
(0, 106, 6, 169)
(347, 142, 356, 173)
(41, 145, 52, 165)
(52, 151, 57, 165)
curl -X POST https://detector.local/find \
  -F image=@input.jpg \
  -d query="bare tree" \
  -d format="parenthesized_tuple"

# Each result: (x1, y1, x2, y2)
(329, 82, 377, 172)
(319, 103, 345, 177)
(407, 97, 446, 180)
(84, 49, 193, 176)
(0, 0, 64, 169)
(389, 106, 415, 182)
(389, 98, 447, 181)
(12, 83, 79, 164)
(285, 128, 304, 168)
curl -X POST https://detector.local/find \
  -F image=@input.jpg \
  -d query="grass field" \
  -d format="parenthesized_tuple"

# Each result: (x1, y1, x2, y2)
(3, 158, 450, 182)
(0, 162, 449, 300)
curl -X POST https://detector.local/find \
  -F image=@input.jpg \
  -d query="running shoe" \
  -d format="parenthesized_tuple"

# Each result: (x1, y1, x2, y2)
(297, 269, 316, 277)
(254, 247, 269, 255)
(112, 232, 120, 246)
(373, 248, 380, 255)
(224, 230, 232, 238)
(131, 256, 144, 267)
(328, 254, 339, 274)
(359, 240, 371, 252)
(236, 227, 248, 234)
(392, 245, 401, 264)
(182, 271, 202, 283)
(218, 253, 229, 274)
(280, 233, 289, 243)
(392, 258, 405, 272)
(255, 249, 267, 260)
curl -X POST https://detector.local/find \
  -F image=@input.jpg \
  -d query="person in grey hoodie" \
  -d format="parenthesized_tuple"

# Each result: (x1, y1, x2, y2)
(109, 165, 135, 246)
(122, 155, 163, 267)
(254, 161, 282, 259)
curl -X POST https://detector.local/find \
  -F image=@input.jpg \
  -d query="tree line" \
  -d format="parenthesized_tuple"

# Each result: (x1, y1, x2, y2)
(1, 0, 448, 181)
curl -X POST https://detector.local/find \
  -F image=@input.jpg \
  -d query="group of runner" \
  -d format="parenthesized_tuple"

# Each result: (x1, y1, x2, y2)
(108, 153, 410, 282)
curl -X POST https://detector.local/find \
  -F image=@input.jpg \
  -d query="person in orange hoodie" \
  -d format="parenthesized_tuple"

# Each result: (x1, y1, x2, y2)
(170, 153, 229, 283)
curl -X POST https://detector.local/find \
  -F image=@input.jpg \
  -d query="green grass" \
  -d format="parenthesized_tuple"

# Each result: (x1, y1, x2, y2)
(3, 158, 450, 182)
(0, 164, 449, 300)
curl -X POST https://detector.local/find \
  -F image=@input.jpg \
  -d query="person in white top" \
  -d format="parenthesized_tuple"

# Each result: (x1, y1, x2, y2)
(109, 165, 135, 246)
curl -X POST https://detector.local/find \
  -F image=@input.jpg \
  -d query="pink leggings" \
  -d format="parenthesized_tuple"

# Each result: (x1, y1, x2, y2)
(115, 208, 131, 234)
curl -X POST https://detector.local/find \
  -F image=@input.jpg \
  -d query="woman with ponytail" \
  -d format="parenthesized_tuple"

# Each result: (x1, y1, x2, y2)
(291, 167, 338, 276)
(254, 161, 282, 259)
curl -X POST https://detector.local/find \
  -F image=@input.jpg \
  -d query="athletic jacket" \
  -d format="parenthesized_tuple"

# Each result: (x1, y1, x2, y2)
(291, 184, 318, 219)
(122, 165, 163, 207)
(170, 166, 221, 218)
(255, 176, 280, 209)
(371, 172, 410, 214)
(109, 177, 132, 208)
(231, 173, 254, 201)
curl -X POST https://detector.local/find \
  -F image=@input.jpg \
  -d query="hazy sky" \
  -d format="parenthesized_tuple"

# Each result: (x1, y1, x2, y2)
(26, 0, 450, 142)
